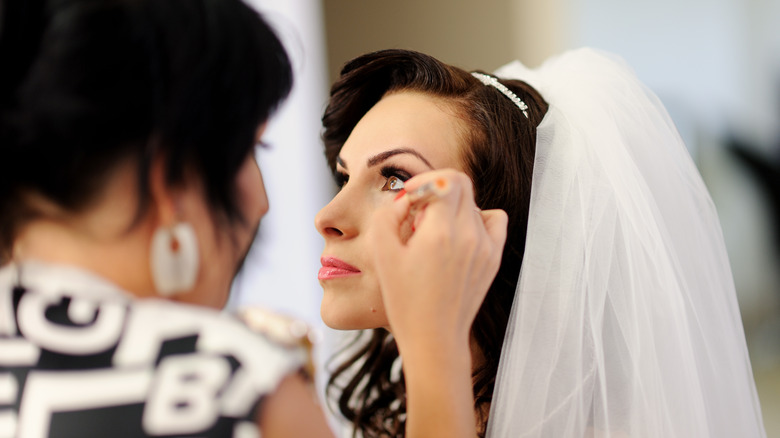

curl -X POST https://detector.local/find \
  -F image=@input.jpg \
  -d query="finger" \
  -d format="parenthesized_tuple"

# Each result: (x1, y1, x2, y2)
(400, 169, 464, 213)
(370, 196, 412, 265)
(480, 209, 509, 248)
(410, 173, 470, 234)
(400, 168, 459, 193)
(462, 209, 507, 285)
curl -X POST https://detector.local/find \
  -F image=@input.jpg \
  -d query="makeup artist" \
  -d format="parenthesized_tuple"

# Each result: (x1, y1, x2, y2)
(0, 0, 335, 436)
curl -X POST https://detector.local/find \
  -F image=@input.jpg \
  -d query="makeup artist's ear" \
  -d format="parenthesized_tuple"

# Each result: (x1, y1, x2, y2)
(148, 154, 178, 228)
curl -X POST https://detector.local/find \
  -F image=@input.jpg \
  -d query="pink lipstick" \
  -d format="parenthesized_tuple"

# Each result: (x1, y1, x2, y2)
(318, 256, 361, 280)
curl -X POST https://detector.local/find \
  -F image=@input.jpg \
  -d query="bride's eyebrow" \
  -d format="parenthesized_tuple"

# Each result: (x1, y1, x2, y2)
(367, 148, 433, 169)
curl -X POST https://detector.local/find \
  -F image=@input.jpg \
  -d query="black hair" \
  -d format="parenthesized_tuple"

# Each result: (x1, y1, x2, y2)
(0, 0, 292, 260)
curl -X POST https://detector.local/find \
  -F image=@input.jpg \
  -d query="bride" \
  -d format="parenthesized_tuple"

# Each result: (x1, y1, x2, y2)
(315, 48, 767, 437)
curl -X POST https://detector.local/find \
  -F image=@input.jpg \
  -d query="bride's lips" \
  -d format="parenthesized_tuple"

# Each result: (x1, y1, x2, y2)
(318, 256, 361, 280)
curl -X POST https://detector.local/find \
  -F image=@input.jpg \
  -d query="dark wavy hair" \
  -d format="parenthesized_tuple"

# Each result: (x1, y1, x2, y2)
(322, 49, 549, 437)
(0, 0, 292, 261)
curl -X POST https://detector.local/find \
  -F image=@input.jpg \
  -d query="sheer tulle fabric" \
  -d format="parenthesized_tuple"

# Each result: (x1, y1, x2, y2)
(486, 49, 766, 437)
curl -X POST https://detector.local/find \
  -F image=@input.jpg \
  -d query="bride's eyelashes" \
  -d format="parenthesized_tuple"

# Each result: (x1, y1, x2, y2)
(380, 166, 411, 192)
(334, 165, 412, 192)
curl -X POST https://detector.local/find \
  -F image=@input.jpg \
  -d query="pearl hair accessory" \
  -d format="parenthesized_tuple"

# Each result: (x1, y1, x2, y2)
(471, 72, 529, 118)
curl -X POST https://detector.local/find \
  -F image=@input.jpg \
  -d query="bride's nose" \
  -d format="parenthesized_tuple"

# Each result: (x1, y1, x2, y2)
(315, 192, 358, 239)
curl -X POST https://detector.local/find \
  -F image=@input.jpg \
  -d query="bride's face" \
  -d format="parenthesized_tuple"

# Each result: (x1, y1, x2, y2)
(315, 91, 467, 330)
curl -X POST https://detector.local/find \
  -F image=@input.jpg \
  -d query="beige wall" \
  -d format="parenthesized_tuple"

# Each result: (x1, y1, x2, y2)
(322, 0, 570, 83)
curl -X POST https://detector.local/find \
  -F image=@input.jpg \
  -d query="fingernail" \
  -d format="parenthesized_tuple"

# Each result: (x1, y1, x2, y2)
(394, 189, 407, 201)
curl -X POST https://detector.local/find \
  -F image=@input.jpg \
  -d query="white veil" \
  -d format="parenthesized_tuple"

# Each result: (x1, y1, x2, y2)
(486, 49, 766, 437)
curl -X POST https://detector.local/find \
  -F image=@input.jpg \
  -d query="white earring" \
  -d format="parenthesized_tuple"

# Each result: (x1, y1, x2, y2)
(150, 222, 199, 296)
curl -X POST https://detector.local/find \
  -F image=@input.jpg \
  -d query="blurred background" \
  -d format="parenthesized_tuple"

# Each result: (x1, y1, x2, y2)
(230, 0, 780, 435)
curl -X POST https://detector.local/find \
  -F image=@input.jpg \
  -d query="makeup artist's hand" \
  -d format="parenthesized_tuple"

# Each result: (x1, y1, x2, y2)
(369, 169, 507, 438)
(369, 169, 508, 350)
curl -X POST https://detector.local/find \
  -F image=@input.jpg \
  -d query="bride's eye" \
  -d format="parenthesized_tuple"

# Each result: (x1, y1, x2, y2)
(381, 175, 405, 192)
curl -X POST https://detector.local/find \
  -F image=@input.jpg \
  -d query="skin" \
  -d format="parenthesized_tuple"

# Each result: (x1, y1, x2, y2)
(316, 91, 508, 438)
(11, 91, 504, 438)
(316, 91, 466, 329)
(11, 125, 335, 438)
(12, 141, 266, 309)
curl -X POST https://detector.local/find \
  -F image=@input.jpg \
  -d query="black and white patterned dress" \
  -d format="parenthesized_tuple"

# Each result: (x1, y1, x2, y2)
(0, 261, 306, 438)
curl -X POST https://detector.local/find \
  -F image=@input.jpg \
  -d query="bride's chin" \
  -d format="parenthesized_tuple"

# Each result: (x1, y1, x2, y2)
(320, 309, 370, 331)
(320, 299, 386, 331)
